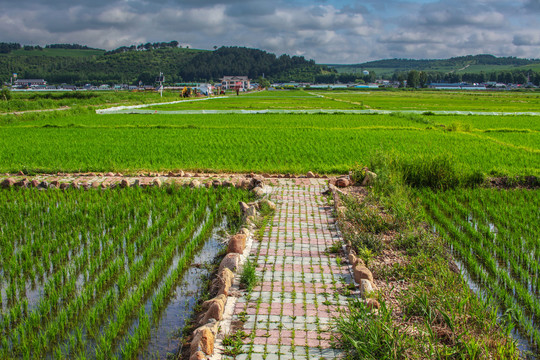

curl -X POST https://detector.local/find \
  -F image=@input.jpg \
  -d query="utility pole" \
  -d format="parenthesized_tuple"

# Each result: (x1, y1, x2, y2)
(158, 72, 164, 98)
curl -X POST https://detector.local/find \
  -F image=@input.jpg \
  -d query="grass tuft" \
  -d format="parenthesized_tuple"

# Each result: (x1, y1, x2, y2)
(240, 259, 258, 293)
(336, 298, 408, 360)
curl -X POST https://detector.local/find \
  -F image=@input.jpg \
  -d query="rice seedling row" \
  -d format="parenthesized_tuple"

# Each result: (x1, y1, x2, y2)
(418, 188, 540, 353)
(0, 186, 251, 359)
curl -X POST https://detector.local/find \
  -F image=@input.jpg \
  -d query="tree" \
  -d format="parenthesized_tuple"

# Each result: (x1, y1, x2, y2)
(419, 71, 428, 88)
(257, 76, 270, 88)
(136, 72, 154, 85)
(515, 73, 527, 84)
(397, 73, 406, 88)
(368, 71, 376, 83)
(407, 70, 419, 88)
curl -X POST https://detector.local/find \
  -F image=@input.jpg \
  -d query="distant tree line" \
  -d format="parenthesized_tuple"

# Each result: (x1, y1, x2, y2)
(0, 42, 101, 54)
(392, 69, 540, 88)
(105, 41, 180, 55)
(2, 43, 539, 86)
(0, 43, 21, 54)
(313, 72, 376, 84)
(45, 44, 101, 50)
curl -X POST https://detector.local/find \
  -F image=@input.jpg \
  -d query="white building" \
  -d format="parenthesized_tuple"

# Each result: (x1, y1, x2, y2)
(220, 76, 250, 90)
(14, 79, 46, 87)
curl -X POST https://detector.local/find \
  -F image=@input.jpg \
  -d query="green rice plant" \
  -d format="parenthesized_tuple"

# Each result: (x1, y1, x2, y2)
(0, 186, 251, 359)
(447, 122, 472, 132)
(0, 108, 538, 176)
(419, 187, 540, 352)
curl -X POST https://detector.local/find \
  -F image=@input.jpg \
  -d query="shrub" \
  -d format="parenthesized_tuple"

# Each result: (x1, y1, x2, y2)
(463, 170, 485, 187)
(1, 87, 11, 101)
(342, 194, 397, 234)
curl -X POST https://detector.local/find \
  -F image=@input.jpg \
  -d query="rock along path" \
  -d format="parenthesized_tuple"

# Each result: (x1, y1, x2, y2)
(219, 178, 351, 360)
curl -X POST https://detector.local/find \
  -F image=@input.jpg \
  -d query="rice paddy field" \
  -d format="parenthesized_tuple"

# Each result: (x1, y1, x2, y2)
(0, 90, 538, 175)
(308, 90, 540, 112)
(0, 91, 182, 113)
(0, 186, 250, 359)
(0, 89, 539, 358)
(143, 89, 540, 112)
(418, 188, 540, 354)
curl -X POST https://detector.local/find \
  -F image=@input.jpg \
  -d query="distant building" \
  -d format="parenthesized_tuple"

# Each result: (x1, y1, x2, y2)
(429, 83, 486, 90)
(14, 79, 46, 87)
(308, 84, 348, 89)
(460, 84, 486, 90)
(221, 76, 250, 90)
(429, 83, 462, 90)
(354, 84, 380, 89)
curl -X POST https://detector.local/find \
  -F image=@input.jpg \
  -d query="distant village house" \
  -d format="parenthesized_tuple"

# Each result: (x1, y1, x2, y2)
(220, 76, 250, 90)
(14, 79, 46, 87)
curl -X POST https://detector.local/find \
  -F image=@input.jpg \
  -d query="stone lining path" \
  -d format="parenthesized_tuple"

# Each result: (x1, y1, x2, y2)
(221, 178, 352, 360)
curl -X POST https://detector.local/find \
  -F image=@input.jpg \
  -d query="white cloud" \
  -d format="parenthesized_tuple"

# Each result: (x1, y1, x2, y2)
(0, 0, 537, 63)
(97, 6, 138, 25)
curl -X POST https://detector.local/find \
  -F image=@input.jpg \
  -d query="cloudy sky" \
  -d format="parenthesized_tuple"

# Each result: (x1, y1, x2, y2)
(0, 0, 539, 63)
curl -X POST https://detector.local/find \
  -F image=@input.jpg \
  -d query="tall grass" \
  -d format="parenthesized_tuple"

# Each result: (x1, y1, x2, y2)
(370, 151, 485, 191)
(336, 298, 408, 360)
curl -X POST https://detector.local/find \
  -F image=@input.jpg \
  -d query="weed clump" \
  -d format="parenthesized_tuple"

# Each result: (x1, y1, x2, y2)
(336, 298, 407, 359)
(400, 154, 461, 190)
(370, 151, 485, 191)
(350, 163, 367, 184)
(240, 259, 258, 292)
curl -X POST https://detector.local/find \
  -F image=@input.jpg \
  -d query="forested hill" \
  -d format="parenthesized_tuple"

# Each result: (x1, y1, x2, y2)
(0, 43, 330, 85)
(354, 55, 537, 68)
(179, 47, 325, 83)
(329, 54, 540, 75)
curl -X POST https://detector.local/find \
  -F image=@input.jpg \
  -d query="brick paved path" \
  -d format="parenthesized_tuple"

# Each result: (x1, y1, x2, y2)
(223, 178, 351, 360)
